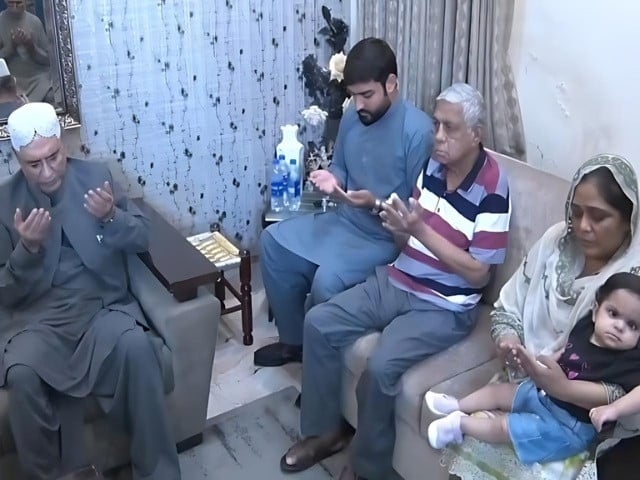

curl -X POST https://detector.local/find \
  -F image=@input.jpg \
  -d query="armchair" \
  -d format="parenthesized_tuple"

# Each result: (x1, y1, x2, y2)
(0, 200, 221, 478)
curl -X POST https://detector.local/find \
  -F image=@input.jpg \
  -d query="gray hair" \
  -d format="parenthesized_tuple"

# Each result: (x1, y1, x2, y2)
(436, 83, 485, 129)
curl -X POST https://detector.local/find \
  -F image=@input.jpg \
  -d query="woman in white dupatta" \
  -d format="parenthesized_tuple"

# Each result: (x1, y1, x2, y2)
(446, 154, 640, 480)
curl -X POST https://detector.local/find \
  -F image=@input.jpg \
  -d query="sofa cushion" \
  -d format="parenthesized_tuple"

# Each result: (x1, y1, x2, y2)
(342, 305, 495, 432)
(343, 331, 380, 377)
(484, 151, 568, 304)
(395, 306, 494, 431)
(419, 358, 502, 439)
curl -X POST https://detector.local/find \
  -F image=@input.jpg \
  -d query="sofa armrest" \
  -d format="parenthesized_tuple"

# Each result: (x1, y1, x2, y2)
(126, 254, 219, 344)
(126, 254, 221, 442)
(419, 358, 502, 438)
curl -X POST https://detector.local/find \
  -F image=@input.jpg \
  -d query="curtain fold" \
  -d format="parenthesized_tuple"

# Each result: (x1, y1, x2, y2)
(355, 0, 526, 160)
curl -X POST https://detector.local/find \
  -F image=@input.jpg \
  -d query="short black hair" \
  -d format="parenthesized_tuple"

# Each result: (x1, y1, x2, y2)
(580, 167, 633, 225)
(343, 37, 397, 88)
(595, 272, 640, 305)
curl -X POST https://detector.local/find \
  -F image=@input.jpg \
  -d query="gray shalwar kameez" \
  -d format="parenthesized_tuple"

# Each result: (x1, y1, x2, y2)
(0, 159, 180, 480)
(263, 99, 434, 345)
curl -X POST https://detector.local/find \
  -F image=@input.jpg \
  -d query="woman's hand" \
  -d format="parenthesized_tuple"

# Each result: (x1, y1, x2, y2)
(496, 334, 522, 369)
(515, 345, 567, 396)
(590, 404, 621, 432)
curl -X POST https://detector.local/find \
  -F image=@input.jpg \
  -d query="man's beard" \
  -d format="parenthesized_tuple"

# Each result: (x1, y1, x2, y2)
(357, 99, 392, 126)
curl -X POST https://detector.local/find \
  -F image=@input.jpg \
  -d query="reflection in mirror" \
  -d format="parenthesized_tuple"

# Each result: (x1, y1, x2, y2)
(0, 0, 55, 107)
(0, 58, 28, 118)
(0, 0, 79, 138)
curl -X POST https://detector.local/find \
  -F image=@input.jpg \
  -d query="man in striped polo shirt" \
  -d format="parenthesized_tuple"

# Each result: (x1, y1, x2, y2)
(280, 83, 511, 480)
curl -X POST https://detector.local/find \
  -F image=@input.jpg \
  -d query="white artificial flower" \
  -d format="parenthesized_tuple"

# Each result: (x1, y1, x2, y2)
(329, 52, 347, 82)
(301, 105, 328, 127)
(342, 96, 352, 113)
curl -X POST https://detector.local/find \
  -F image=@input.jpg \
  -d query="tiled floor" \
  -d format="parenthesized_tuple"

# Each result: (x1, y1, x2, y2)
(207, 261, 301, 419)
(107, 262, 305, 480)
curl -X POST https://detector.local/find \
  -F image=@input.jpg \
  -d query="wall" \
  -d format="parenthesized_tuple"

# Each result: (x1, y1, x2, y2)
(0, 0, 349, 248)
(509, 0, 640, 180)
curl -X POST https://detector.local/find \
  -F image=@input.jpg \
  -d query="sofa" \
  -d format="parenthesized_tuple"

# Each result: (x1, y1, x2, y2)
(340, 151, 571, 480)
(0, 232, 220, 477)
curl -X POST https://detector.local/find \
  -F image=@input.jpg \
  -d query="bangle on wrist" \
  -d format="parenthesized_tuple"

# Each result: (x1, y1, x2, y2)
(102, 208, 116, 223)
(371, 198, 383, 215)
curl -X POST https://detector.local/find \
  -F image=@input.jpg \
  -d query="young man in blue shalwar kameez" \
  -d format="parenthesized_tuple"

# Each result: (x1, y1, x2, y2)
(255, 37, 434, 367)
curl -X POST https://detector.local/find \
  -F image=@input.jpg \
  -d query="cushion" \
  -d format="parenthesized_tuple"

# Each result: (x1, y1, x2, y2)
(342, 305, 495, 432)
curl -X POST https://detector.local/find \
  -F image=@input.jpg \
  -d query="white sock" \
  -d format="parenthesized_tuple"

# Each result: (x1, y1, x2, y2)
(428, 411, 467, 449)
(426, 391, 460, 415)
(447, 411, 465, 443)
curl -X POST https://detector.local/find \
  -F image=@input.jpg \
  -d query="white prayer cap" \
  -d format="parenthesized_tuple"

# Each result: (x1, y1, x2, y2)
(0, 59, 9, 77)
(7, 102, 61, 151)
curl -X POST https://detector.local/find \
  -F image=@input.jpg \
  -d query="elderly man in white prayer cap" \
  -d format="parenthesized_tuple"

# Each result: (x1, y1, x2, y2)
(0, 103, 181, 479)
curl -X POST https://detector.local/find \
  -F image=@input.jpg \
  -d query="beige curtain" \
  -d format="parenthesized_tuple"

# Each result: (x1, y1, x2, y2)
(355, 0, 526, 160)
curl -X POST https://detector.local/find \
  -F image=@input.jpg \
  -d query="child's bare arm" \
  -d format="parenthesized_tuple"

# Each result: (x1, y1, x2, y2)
(515, 345, 608, 409)
(590, 385, 640, 432)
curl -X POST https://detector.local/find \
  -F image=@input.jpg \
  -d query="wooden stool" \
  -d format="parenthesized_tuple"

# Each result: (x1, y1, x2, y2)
(187, 225, 253, 345)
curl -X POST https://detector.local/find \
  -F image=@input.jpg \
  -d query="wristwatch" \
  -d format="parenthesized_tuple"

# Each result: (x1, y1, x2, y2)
(370, 198, 383, 215)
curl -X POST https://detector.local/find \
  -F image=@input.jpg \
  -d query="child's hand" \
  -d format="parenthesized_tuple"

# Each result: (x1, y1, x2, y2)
(589, 404, 620, 432)
(514, 345, 567, 396)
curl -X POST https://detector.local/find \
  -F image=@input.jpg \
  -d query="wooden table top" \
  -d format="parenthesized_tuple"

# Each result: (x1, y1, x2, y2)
(133, 198, 219, 302)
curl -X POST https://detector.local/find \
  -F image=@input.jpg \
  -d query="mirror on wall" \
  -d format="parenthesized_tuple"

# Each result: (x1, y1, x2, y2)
(0, 0, 80, 140)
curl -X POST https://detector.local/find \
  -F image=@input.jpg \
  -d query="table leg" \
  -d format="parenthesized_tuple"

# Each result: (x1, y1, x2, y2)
(215, 271, 226, 310)
(239, 250, 253, 345)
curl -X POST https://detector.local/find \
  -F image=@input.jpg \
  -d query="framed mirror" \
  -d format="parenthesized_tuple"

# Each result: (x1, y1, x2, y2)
(0, 0, 80, 140)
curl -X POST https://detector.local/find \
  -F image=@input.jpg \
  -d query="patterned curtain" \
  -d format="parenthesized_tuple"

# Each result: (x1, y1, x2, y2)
(355, 0, 526, 160)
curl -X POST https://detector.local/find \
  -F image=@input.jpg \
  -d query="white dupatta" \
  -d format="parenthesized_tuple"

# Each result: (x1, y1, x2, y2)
(492, 154, 640, 357)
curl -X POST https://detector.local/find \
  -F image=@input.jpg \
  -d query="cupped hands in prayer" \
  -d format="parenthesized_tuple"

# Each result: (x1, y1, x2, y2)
(84, 181, 116, 222)
(14, 207, 50, 253)
(344, 189, 376, 208)
(12, 28, 34, 49)
(309, 169, 340, 195)
(380, 195, 425, 237)
(309, 170, 374, 208)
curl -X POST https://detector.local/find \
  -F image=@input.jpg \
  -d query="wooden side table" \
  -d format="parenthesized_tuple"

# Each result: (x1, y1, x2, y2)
(132, 199, 219, 302)
(187, 225, 253, 345)
(262, 190, 336, 227)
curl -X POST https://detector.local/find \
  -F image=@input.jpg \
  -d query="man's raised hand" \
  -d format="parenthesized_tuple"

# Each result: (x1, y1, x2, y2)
(84, 181, 115, 222)
(14, 208, 51, 253)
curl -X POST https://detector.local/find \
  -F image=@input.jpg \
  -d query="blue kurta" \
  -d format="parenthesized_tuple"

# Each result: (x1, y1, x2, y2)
(269, 98, 433, 285)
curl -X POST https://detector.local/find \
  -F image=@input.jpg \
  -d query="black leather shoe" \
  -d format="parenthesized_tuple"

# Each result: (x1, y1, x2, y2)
(254, 342, 302, 367)
(57, 465, 103, 479)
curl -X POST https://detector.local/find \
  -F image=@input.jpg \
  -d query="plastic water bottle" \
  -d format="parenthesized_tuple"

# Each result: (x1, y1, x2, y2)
(287, 158, 301, 211)
(277, 155, 290, 208)
(270, 157, 285, 212)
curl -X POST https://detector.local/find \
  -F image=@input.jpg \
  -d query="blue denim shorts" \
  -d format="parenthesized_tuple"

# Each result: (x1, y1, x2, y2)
(507, 380, 596, 465)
